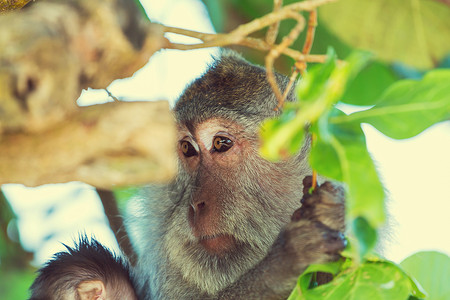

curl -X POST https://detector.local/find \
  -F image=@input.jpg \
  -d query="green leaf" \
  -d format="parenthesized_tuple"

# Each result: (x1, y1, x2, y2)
(310, 110, 386, 228)
(352, 217, 377, 259)
(228, 0, 273, 19)
(401, 251, 450, 300)
(133, 0, 151, 21)
(259, 104, 307, 161)
(298, 49, 373, 107)
(287, 261, 343, 300)
(332, 69, 450, 139)
(113, 186, 141, 211)
(260, 49, 372, 161)
(341, 61, 399, 106)
(0, 268, 37, 300)
(319, 0, 450, 69)
(201, 0, 226, 32)
(297, 47, 338, 103)
(292, 260, 423, 300)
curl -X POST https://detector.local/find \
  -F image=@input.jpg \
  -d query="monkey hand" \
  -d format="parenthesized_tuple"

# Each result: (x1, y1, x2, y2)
(281, 176, 346, 276)
(296, 176, 346, 232)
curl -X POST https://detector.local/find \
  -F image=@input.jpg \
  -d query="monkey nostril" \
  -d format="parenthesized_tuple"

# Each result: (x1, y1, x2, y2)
(196, 202, 206, 211)
(190, 201, 206, 213)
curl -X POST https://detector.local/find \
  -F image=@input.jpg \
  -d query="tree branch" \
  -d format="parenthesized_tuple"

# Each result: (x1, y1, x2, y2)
(0, 0, 165, 134)
(159, 0, 337, 64)
(0, 101, 177, 188)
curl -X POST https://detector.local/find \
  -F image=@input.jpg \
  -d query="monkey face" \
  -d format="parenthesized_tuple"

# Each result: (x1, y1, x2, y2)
(162, 115, 307, 293)
(177, 118, 246, 255)
(160, 52, 309, 294)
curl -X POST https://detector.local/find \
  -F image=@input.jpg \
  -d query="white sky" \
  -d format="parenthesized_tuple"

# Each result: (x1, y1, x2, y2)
(2, 0, 450, 267)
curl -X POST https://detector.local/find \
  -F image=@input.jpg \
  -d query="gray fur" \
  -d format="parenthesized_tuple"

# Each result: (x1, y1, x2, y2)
(128, 51, 330, 299)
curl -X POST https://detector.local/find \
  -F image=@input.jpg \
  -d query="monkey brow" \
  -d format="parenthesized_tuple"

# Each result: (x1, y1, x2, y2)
(183, 122, 194, 134)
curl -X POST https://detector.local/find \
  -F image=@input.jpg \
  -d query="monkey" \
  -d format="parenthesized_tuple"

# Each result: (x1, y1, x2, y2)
(29, 50, 346, 299)
(128, 50, 346, 299)
(29, 236, 137, 300)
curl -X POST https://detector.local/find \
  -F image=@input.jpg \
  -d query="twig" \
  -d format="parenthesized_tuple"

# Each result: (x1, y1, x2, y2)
(159, 0, 336, 111)
(266, 0, 283, 45)
(265, 11, 306, 109)
(166, 33, 328, 64)
(229, 0, 323, 37)
(294, 9, 318, 75)
(160, 0, 336, 64)
(105, 88, 120, 102)
(161, 26, 217, 41)
(274, 9, 318, 110)
(282, 68, 300, 103)
(302, 9, 318, 56)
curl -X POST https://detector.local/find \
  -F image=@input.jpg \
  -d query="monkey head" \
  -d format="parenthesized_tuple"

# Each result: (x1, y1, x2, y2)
(163, 51, 311, 293)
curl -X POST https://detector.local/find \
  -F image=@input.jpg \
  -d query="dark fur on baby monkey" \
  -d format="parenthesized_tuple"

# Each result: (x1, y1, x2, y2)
(29, 236, 137, 300)
(29, 51, 346, 300)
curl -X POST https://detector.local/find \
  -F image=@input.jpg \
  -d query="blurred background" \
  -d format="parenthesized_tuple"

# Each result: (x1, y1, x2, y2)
(1, 0, 449, 298)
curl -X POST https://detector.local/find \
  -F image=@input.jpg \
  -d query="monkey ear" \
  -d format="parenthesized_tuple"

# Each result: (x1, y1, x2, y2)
(77, 280, 107, 300)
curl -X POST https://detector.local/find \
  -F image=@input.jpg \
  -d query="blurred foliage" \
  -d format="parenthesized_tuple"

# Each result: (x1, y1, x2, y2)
(203, 0, 355, 74)
(201, 0, 406, 112)
(113, 186, 142, 212)
(339, 69, 450, 139)
(288, 255, 428, 300)
(0, 269, 36, 300)
(320, 0, 450, 70)
(259, 46, 449, 298)
(0, 190, 35, 299)
(400, 251, 450, 300)
(202, 0, 450, 70)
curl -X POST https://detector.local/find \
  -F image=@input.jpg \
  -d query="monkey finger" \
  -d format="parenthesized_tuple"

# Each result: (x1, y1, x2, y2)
(302, 176, 314, 198)
(317, 181, 345, 205)
(291, 203, 316, 222)
(321, 230, 347, 255)
(291, 207, 303, 222)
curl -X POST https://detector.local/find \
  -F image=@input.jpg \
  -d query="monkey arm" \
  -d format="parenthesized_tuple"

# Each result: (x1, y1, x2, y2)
(217, 221, 344, 299)
(216, 233, 303, 300)
(217, 179, 346, 300)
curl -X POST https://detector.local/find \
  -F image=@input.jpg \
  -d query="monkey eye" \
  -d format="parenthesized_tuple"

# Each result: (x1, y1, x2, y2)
(180, 141, 197, 157)
(212, 136, 233, 153)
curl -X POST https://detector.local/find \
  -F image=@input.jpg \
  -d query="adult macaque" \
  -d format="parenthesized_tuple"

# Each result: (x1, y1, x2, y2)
(29, 51, 346, 299)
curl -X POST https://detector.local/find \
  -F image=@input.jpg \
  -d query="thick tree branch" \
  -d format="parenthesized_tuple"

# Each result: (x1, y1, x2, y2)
(0, 101, 177, 188)
(0, 0, 165, 134)
(0, 0, 176, 188)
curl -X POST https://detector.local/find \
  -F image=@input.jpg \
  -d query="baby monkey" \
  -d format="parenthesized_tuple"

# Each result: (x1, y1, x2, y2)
(29, 51, 346, 300)
(29, 237, 136, 300)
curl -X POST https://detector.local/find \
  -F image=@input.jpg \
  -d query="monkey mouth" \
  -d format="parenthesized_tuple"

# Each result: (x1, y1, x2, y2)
(199, 234, 236, 255)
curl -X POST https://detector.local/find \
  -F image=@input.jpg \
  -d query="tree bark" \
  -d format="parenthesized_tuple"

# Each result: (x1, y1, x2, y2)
(0, 0, 176, 188)
(0, 101, 176, 188)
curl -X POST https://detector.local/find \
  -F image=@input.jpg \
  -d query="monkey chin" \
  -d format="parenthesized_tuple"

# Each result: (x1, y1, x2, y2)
(199, 234, 237, 256)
